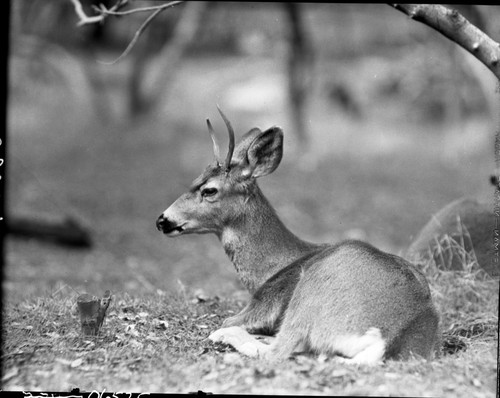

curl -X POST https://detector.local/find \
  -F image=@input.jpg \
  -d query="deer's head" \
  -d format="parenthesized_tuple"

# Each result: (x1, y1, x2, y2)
(156, 107, 283, 237)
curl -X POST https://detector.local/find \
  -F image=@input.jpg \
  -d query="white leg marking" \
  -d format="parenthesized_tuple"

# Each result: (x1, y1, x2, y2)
(209, 326, 272, 358)
(337, 327, 386, 366)
(341, 341, 385, 366)
(253, 334, 276, 345)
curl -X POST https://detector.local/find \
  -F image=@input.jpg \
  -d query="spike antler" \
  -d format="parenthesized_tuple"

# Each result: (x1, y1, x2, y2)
(217, 105, 235, 172)
(206, 119, 221, 165)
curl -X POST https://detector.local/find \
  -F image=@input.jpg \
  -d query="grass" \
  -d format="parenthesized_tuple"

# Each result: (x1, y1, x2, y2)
(2, 288, 239, 391)
(2, 261, 498, 395)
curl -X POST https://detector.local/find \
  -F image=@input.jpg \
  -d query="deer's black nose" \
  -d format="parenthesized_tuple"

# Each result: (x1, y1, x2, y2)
(157, 213, 185, 235)
(156, 214, 166, 231)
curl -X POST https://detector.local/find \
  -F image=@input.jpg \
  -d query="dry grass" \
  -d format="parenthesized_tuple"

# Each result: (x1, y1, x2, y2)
(2, 256, 498, 396)
(412, 236, 499, 370)
(1, 286, 240, 391)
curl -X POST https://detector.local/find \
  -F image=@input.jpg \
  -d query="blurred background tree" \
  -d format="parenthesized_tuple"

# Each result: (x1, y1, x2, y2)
(6, 1, 499, 296)
(12, 2, 499, 135)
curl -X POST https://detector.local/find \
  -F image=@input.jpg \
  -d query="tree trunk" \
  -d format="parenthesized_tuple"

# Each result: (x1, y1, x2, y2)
(285, 3, 314, 146)
(128, 1, 207, 116)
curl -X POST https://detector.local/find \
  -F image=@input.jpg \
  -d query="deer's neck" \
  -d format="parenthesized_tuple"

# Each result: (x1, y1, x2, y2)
(219, 184, 319, 294)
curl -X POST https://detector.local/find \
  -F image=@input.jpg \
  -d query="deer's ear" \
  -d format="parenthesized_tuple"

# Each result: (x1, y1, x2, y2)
(244, 127, 283, 178)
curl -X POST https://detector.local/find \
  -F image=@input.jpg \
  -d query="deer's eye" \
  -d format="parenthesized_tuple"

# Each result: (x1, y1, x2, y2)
(201, 187, 218, 197)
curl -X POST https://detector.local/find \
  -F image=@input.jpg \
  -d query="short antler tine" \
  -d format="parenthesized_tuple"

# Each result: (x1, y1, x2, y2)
(217, 105, 235, 172)
(206, 118, 221, 165)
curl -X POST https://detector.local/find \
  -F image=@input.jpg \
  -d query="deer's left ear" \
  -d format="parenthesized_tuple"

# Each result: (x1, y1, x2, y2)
(244, 127, 283, 178)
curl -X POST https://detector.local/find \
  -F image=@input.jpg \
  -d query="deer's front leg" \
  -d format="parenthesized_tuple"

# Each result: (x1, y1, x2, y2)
(222, 309, 252, 329)
(209, 326, 274, 358)
(209, 296, 281, 355)
(221, 295, 284, 335)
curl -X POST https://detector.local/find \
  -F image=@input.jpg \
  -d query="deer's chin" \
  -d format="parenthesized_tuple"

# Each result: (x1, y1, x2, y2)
(161, 223, 187, 237)
(164, 226, 216, 237)
(163, 227, 184, 237)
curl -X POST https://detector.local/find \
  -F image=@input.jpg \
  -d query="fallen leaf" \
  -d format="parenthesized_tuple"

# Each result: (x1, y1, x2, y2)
(35, 370, 53, 377)
(198, 347, 210, 355)
(146, 333, 161, 341)
(70, 358, 83, 368)
(202, 371, 219, 381)
(317, 354, 328, 363)
(1, 367, 19, 382)
(254, 365, 276, 379)
(154, 319, 168, 329)
(129, 340, 143, 350)
(82, 341, 95, 350)
(125, 324, 140, 337)
(223, 353, 243, 365)
(331, 369, 349, 378)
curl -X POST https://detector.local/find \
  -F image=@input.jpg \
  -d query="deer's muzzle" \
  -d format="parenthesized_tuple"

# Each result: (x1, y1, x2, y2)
(156, 214, 184, 236)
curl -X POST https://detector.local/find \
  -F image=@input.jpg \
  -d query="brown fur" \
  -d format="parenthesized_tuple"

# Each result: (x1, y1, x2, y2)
(157, 121, 440, 363)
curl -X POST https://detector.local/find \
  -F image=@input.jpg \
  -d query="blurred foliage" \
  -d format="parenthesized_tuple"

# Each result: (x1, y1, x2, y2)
(11, 2, 500, 54)
(6, 2, 496, 297)
(10, 2, 500, 123)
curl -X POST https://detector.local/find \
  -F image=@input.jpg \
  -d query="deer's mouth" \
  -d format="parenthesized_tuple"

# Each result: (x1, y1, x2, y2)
(156, 215, 186, 236)
(163, 225, 185, 236)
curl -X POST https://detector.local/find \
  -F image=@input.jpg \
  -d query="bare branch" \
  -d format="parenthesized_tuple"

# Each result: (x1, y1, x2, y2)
(389, 4, 500, 79)
(70, 0, 184, 64)
(98, 6, 165, 65)
(95, 1, 183, 17)
(70, 0, 128, 26)
(137, 1, 207, 113)
(70, 0, 105, 26)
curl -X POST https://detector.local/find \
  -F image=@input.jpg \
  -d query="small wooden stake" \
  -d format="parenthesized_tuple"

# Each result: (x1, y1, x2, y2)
(77, 290, 112, 335)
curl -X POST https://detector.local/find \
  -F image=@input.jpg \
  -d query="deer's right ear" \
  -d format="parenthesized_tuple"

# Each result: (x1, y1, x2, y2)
(243, 127, 284, 179)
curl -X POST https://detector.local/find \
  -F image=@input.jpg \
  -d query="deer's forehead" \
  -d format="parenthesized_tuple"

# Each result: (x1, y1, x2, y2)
(189, 164, 225, 192)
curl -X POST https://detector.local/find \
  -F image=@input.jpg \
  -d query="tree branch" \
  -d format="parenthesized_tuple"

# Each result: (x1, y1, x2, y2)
(139, 1, 207, 110)
(389, 4, 500, 80)
(70, 0, 184, 64)
(70, 0, 128, 26)
(93, 1, 183, 17)
(99, 6, 166, 65)
(285, 3, 314, 145)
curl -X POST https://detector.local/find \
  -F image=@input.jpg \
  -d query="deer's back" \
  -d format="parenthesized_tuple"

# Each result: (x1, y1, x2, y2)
(286, 240, 438, 359)
(254, 240, 436, 338)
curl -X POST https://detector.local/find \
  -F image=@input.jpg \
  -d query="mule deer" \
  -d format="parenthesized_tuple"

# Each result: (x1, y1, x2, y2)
(156, 107, 439, 365)
(407, 197, 496, 278)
